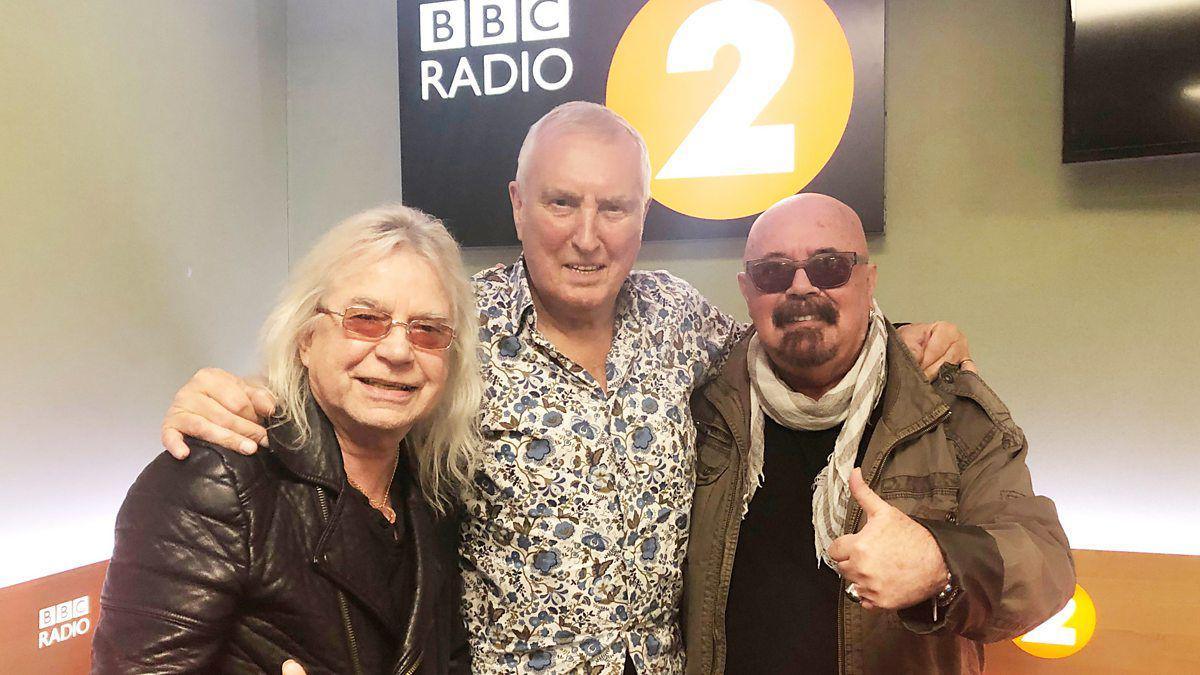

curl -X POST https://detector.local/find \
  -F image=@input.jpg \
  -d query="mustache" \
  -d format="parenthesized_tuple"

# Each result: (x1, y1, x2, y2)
(772, 298, 838, 328)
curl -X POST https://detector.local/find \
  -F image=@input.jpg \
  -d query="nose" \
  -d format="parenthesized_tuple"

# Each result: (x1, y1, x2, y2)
(373, 324, 416, 365)
(571, 207, 601, 255)
(785, 265, 820, 298)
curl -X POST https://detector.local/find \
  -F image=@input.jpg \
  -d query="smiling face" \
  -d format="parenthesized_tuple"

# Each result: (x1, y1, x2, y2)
(300, 248, 452, 451)
(509, 126, 648, 323)
(739, 194, 876, 393)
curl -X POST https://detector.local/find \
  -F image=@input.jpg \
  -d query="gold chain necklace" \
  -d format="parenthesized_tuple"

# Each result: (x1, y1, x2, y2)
(346, 452, 399, 524)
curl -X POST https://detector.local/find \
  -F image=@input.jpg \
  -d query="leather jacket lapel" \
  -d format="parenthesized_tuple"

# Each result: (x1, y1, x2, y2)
(392, 469, 442, 671)
(268, 397, 407, 640)
(312, 481, 404, 640)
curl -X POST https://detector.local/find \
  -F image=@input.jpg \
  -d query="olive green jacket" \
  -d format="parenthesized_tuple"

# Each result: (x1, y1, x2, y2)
(683, 327, 1075, 674)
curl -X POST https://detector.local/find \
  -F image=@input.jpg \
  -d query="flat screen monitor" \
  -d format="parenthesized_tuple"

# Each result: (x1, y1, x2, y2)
(1064, 0, 1200, 162)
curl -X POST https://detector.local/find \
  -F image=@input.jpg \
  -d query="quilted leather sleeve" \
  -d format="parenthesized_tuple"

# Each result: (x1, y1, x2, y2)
(92, 443, 253, 673)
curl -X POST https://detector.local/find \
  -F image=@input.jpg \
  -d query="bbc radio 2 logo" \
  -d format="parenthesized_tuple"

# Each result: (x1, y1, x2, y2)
(418, 0, 573, 100)
(37, 595, 92, 649)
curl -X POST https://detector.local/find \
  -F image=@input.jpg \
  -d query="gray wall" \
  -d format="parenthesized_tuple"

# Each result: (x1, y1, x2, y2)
(285, 0, 1200, 555)
(0, 0, 289, 586)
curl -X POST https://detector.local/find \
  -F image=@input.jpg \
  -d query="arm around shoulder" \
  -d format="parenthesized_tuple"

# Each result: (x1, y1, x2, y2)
(92, 443, 254, 673)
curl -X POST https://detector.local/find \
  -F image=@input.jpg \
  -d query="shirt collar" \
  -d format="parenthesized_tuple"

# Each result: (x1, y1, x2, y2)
(505, 256, 537, 334)
(505, 255, 641, 335)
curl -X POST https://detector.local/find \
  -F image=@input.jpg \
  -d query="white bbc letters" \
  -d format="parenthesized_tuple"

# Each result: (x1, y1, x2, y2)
(523, 0, 570, 42)
(484, 53, 520, 95)
(532, 48, 572, 90)
(418, 0, 573, 99)
(420, 1, 467, 52)
(471, 0, 517, 47)
(420, 0, 569, 51)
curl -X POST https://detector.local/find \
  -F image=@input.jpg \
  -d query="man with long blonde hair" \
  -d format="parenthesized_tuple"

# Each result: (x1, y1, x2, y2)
(95, 205, 479, 674)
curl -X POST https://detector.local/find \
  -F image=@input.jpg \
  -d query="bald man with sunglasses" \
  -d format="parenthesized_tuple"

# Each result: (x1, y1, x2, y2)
(682, 194, 1074, 675)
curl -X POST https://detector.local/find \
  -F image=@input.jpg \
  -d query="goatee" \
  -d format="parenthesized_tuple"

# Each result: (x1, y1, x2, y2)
(773, 297, 839, 368)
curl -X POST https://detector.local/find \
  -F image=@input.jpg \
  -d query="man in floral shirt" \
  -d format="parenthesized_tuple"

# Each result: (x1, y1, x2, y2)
(465, 260, 739, 673)
(458, 102, 743, 673)
(158, 102, 968, 674)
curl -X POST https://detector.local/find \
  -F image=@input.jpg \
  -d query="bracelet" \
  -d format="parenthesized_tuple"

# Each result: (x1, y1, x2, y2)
(932, 572, 956, 623)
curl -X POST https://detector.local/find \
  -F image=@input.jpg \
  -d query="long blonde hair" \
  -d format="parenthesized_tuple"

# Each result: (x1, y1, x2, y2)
(259, 204, 481, 512)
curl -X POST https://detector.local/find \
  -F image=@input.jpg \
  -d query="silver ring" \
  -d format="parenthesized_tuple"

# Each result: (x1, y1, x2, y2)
(845, 583, 861, 603)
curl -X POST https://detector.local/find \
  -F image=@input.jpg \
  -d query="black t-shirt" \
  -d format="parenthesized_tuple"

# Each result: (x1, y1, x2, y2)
(723, 416, 870, 675)
(356, 465, 417, 631)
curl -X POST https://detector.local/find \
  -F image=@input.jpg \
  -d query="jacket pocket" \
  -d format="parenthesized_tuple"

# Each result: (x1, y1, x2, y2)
(693, 419, 733, 486)
(878, 471, 961, 521)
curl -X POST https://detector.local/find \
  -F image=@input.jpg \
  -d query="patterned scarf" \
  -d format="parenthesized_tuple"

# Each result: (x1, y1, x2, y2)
(745, 301, 888, 570)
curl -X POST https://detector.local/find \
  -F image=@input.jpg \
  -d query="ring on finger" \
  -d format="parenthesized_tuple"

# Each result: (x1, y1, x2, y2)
(845, 583, 862, 603)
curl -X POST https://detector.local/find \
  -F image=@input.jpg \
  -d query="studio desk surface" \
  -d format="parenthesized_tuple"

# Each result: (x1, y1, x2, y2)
(2, 550, 1197, 674)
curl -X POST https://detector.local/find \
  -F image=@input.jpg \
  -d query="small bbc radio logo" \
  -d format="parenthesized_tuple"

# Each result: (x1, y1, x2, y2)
(37, 595, 92, 649)
(416, 0, 573, 100)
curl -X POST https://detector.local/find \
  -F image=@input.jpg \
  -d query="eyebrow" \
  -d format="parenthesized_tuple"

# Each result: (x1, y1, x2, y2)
(598, 196, 639, 211)
(760, 247, 839, 259)
(346, 297, 384, 310)
(540, 188, 581, 203)
(345, 298, 451, 322)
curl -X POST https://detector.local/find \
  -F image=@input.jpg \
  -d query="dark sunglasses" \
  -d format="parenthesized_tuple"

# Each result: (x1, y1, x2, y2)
(744, 252, 866, 293)
(317, 306, 456, 350)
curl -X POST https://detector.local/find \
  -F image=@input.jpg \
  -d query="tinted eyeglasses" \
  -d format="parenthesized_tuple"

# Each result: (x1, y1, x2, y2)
(744, 252, 865, 293)
(317, 306, 456, 350)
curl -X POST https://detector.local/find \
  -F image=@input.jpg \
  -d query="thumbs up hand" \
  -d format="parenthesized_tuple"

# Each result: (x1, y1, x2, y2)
(827, 468, 950, 611)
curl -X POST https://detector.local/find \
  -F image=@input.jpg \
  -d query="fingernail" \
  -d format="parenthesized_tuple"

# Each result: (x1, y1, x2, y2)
(240, 439, 257, 454)
(259, 436, 270, 448)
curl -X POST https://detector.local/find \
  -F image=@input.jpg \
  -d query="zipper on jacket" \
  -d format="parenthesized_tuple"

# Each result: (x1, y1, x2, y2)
(394, 651, 423, 675)
(708, 395, 746, 674)
(836, 408, 951, 674)
(316, 487, 365, 675)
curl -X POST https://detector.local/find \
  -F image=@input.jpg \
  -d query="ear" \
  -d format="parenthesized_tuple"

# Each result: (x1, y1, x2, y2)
(298, 324, 314, 369)
(737, 270, 754, 305)
(864, 263, 878, 299)
(509, 181, 525, 242)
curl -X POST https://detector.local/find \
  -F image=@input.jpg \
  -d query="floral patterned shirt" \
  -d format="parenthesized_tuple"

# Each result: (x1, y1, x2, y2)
(462, 259, 743, 674)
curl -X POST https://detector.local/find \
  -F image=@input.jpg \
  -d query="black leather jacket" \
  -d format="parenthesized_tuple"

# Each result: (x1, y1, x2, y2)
(92, 401, 469, 674)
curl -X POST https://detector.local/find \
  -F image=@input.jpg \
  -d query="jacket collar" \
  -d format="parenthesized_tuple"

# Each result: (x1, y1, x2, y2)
(858, 324, 952, 477)
(266, 394, 346, 493)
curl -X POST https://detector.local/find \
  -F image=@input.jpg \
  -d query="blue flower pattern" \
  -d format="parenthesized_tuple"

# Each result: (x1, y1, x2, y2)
(462, 260, 742, 674)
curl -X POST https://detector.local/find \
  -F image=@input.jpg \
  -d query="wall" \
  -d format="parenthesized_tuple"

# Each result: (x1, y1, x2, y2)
(5, 0, 1195, 592)
(284, 0, 404, 260)
(0, 0, 289, 586)
(286, 0, 1200, 556)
